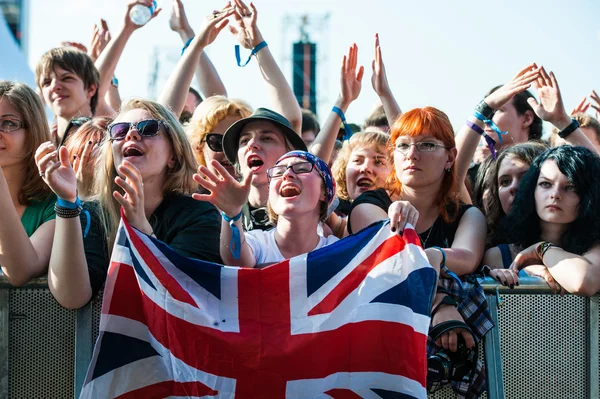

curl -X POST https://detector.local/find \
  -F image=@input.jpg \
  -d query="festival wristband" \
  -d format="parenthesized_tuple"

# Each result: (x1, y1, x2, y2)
(56, 196, 91, 238)
(431, 246, 464, 291)
(181, 36, 194, 55)
(466, 119, 498, 160)
(474, 110, 508, 144)
(557, 118, 580, 139)
(222, 210, 244, 259)
(332, 106, 353, 141)
(235, 41, 268, 67)
(474, 99, 495, 120)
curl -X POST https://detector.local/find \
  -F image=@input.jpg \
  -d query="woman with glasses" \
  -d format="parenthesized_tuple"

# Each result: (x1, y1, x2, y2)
(0, 81, 57, 286)
(193, 151, 337, 267)
(347, 107, 491, 397)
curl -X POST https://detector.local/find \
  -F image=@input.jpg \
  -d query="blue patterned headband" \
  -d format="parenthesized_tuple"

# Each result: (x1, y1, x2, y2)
(274, 151, 336, 207)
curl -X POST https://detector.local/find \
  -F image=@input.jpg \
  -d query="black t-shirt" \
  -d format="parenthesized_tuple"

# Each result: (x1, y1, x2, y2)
(242, 203, 274, 232)
(150, 194, 222, 263)
(348, 188, 472, 249)
(81, 201, 109, 300)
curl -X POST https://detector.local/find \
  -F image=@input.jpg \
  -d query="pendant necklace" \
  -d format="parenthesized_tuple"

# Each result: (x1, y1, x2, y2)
(419, 218, 437, 248)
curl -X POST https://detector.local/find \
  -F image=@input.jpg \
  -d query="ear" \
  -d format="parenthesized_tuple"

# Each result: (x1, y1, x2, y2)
(86, 83, 98, 99)
(521, 109, 534, 129)
(167, 154, 177, 169)
(445, 147, 457, 170)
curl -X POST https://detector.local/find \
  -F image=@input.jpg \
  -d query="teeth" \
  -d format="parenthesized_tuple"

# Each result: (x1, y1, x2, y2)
(280, 185, 301, 197)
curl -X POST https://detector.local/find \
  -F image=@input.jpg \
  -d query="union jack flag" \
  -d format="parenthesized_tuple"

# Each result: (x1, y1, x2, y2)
(80, 217, 437, 399)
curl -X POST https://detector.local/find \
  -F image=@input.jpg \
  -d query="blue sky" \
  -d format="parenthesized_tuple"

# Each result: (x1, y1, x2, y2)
(24, 0, 600, 131)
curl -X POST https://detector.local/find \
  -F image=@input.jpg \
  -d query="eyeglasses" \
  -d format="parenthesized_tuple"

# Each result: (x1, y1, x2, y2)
(0, 117, 23, 133)
(395, 142, 449, 154)
(108, 119, 167, 141)
(267, 161, 314, 179)
(202, 133, 224, 152)
(59, 117, 92, 147)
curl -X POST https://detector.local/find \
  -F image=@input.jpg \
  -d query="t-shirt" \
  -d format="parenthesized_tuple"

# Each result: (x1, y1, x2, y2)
(80, 201, 110, 299)
(246, 228, 339, 265)
(21, 194, 56, 236)
(241, 202, 274, 232)
(149, 193, 222, 263)
(348, 188, 472, 249)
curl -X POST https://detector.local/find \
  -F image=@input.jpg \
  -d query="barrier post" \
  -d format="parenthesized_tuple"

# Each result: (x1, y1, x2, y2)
(74, 302, 93, 399)
(589, 296, 599, 399)
(0, 289, 9, 398)
(484, 292, 505, 399)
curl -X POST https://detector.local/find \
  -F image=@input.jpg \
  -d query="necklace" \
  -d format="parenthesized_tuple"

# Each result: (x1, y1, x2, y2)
(418, 219, 437, 248)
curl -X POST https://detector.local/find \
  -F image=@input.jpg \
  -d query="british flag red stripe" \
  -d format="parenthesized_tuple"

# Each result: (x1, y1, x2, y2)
(80, 218, 437, 398)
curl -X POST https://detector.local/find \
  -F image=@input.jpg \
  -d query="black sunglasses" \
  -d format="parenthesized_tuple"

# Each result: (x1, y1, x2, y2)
(202, 133, 224, 152)
(59, 116, 91, 147)
(108, 119, 167, 141)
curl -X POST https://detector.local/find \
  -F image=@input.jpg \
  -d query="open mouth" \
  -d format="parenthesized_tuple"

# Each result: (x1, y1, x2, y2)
(280, 184, 301, 198)
(356, 177, 375, 188)
(247, 155, 264, 170)
(123, 146, 144, 158)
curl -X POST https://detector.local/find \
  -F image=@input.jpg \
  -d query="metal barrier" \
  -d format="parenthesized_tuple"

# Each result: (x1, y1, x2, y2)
(0, 275, 598, 399)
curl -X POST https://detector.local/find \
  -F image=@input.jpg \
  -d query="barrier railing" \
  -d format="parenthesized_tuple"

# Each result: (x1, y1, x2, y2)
(1, 274, 598, 399)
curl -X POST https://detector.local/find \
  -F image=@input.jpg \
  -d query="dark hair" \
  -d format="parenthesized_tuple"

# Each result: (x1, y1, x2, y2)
(483, 142, 548, 247)
(364, 105, 388, 130)
(301, 109, 320, 134)
(488, 86, 543, 141)
(503, 146, 600, 254)
(188, 87, 203, 106)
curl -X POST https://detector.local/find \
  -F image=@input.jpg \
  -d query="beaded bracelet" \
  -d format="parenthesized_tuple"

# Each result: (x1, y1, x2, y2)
(55, 197, 91, 238)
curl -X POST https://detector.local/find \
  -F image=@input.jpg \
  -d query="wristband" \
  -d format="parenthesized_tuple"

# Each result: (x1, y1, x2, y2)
(181, 36, 194, 55)
(475, 99, 496, 120)
(557, 118, 580, 139)
(431, 246, 464, 291)
(474, 110, 508, 144)
(332, 106, 353, 141)
(111, 76, 119, 88)
(466, 120, 498, 160)
(235, 41, 268, 67)
(222, 210, 244, 259)
(536, 241, 556, 261)
(56, 196, 91, 238)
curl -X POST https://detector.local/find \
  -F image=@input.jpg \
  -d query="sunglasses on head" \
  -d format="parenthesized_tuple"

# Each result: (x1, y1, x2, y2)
(59, 116, 91, 147)
(202, 133, 224, 152)
(108, 119, 167, 141)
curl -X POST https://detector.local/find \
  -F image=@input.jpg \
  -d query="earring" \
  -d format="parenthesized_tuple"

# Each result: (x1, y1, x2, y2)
(445, 168, 451, 173)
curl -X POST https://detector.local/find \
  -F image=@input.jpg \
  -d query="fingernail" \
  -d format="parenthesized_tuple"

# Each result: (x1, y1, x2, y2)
(73, 155, 77, 159)
(510, 284, 514, 289)
(391, 227, 396, 232)
(88, 141, 92, 145)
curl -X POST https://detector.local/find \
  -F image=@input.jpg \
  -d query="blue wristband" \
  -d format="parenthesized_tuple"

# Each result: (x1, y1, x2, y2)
(222, 210, 244, 259)
(431, 246, 464, 291)
(181, 36, 194, 55)
(474, 111, 507, 144)
(57, 196, 91, 238)
(235, 41, 268, 67)
(332, 106, 353, 141)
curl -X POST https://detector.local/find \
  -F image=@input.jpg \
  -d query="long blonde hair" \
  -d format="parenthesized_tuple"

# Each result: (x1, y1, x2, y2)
(187, 96, 252, 166)
(0, 81, 52, 205)
(94, 99, 198, 246)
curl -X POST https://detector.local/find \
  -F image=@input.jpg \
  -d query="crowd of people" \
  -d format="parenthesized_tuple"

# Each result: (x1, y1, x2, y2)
(2, 0, 600, 397)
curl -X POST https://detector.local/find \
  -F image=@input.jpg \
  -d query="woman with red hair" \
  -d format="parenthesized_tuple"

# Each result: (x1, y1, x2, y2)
(348, 107, 490, 397)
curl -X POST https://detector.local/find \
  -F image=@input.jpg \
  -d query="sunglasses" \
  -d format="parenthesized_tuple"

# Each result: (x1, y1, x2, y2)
(267, 161, 314, 179)
(59, 117, 91, 147)
(202, 133, 224, 152)
(108, 119, 167, 141)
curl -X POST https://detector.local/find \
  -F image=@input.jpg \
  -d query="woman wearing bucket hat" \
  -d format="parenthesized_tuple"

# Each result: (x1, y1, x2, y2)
(193, 150, 338, 267)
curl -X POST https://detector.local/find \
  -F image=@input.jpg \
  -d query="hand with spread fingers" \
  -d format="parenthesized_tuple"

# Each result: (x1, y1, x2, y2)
(35, 143, 77, 203)
(387, 200, 419, 234)
(526, 67, 572, 129)
(371, 33, 391, 98)
(89, 19, 111, 62)
(113, 160, 153, 235)
(125, 0, 162, 30)
(196, 4, 235, 48)
(484, 63, 541, 110)
(590, 90, 600, 119)
(571, 96, 590, 116)
(192, 160, 252, 218)
(228, 0, 263, 49)
(340, 43, 364, 107)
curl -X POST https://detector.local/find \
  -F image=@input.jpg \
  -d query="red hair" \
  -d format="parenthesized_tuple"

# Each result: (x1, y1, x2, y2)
(388, 107, 458, 222)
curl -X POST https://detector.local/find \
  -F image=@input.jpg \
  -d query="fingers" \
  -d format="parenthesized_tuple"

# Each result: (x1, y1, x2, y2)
(191, 193, 212, 202)
(209, 160, 236, 181)
(539, 66, 552, 87)
(527, 96, 540, 112)
(448, 330, 458, 352)
(117, 161, 143, 197)
(249, 2, 258, 23)
(58, 146, 72, 169)
(228, 24, 239, 36)
(462, 329, 475, 349)
(356, 65, 365, 82)
(512, 63, 537, 80)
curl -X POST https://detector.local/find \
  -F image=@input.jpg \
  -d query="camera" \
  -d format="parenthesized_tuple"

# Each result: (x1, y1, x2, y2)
(427, 342, 473, 382)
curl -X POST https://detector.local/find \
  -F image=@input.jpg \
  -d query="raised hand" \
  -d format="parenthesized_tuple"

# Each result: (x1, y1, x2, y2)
(89, 19, 111, 62)
(113, 161, 153, 234)
(192, 160, 252, 217)
(527, 67, 572, 129)
(590, 90, 600, 119)
(195, 5, 235, 48)
(571, 96, 590, 116)
(340, 43, 364, 107)
(60, 41, 88, 53)
(484, 63, 540, 110)
(228, 0, 263, 49)
(124, 0, 162, 30)
(371, 33, 391, 97)
(35, 143, 77, 202)
(72, 140, 98, 184)
(169, 0, 192, 35)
